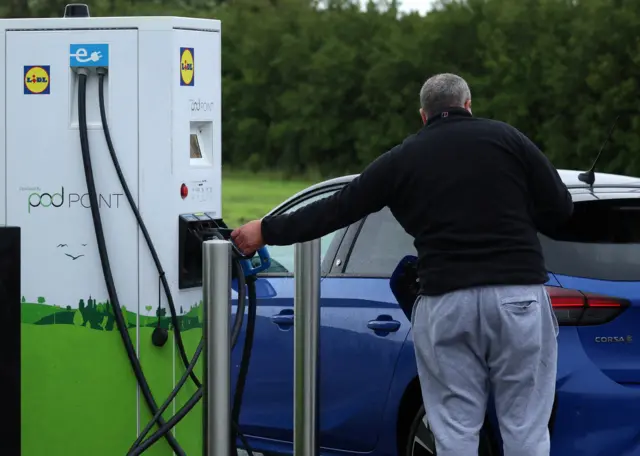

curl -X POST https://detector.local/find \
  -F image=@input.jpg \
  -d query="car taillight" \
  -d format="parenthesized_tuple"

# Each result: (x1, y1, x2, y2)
(546, 286, 629, 326)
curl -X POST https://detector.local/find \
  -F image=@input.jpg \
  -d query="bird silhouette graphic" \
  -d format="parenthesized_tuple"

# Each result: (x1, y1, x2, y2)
(57, 243, 88, 260)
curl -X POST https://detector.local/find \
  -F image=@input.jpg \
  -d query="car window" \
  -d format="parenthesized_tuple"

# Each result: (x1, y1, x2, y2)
(261, 190, 340, 274)
(540, 196, 640, 280)
(344, 207, 416, 276)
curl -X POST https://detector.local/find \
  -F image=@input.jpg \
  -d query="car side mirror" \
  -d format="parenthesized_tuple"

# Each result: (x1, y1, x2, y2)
(389, 255, 419, 322)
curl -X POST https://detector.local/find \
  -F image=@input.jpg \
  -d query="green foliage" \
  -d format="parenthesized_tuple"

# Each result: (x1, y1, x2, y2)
(23, 296, 205, 332)
(6, 0, 640, 177)
(37, 296, 45, 304)
(197, 300, 204, 324)
(73, 309, 83, 326)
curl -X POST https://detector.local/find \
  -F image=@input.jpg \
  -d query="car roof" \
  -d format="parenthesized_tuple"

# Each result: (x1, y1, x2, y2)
(272, 169, 640, 215)
(557, 169, 640, 188)
(302, 169, 640, 191)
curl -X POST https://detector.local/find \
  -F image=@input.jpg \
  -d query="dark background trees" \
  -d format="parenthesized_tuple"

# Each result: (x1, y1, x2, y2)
(4, 0, 639, 178)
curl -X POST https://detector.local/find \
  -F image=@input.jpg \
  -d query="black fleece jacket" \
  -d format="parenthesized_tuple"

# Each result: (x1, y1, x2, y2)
(261, 108, 573, 296)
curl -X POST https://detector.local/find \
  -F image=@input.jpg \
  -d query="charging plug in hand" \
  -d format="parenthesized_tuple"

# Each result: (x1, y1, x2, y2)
(231, 220, 265, 255)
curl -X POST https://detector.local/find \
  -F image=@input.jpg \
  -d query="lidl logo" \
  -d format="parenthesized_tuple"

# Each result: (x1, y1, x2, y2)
(24, 66, 50, 95)
(180, 47, 194, 87)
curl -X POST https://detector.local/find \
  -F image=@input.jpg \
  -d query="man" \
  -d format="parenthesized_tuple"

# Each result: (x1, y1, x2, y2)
(231, 73, 573, 455)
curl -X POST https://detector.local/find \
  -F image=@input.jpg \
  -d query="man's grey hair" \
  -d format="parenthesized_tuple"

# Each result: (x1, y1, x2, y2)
(419, 73, 471, 117)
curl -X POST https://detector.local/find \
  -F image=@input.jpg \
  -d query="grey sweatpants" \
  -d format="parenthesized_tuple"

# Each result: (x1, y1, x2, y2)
(411, 284, 559, 456)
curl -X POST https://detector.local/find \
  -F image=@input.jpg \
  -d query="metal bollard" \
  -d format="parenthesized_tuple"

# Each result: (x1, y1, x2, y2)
(293, 239, 321, 456)
(202, 239, 232, 456)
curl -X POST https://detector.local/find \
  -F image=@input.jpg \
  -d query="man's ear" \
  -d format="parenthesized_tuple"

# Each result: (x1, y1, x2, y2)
(464, 99, 472, 114)
(419, 108, 428, 125)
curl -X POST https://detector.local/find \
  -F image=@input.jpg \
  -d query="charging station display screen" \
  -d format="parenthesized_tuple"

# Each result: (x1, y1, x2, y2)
(190, 134, 202, 159)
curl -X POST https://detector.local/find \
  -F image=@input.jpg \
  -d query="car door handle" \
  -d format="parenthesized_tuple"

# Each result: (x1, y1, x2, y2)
(367, 316, 401, 333)
(271, 311, 294, 327)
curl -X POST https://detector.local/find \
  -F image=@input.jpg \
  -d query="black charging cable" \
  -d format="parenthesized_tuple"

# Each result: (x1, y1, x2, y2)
(77, 69, 186, 455)
(96, 67, 201, 387)
(128, 261, 247, 454)
(128, 266, 257, 456)
(231, 276, 258, 454)
(95, 68, 256, 455)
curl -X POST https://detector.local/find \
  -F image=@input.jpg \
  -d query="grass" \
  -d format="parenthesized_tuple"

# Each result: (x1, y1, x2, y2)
(221, 169, 319, 227)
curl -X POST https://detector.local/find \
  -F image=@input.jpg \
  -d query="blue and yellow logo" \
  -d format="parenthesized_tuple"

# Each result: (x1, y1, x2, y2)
(24, 65, 51, 95)
(180, 47, 194, 87)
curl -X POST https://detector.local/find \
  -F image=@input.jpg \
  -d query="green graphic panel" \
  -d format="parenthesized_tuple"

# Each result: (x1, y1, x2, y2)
(21, 323, 138, 455)
(20, 299, 205, 455)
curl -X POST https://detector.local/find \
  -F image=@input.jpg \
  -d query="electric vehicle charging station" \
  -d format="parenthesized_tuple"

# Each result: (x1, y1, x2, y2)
(1, 5, 321, 455)
(0, 7, 232, 455)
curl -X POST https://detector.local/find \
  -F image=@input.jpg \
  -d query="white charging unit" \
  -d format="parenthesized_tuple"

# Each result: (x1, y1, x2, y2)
(0, 11, 221, 455)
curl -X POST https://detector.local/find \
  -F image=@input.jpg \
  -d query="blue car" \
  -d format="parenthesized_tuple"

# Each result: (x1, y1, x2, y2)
(231, 169, 640, 456)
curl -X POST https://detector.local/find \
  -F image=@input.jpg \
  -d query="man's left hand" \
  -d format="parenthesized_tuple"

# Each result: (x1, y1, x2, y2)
(231, 219, 265, 255)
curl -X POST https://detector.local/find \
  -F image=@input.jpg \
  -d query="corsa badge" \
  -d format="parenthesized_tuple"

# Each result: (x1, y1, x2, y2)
(180, 47, 194, 87)
(594, 335, 633, 343)
(24, 65, 51, 95)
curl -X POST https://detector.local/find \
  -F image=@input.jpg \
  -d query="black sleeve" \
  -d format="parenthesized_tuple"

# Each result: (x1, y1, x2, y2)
(518, 131, 574, 231)
(261, 146, 401, 246)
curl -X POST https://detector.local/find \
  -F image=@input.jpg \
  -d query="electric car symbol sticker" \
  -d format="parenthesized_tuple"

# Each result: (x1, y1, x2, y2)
(69, 44, 109, 68)
(23, 66, 50, 95)
(180, 47, 195, 86)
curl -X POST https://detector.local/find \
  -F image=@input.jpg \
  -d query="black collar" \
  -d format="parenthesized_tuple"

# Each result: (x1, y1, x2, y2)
(426, 107, 472, 126)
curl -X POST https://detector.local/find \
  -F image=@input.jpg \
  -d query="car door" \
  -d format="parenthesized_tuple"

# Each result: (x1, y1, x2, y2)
(317, 206, 415, 452)
(230, 186, 348, 443)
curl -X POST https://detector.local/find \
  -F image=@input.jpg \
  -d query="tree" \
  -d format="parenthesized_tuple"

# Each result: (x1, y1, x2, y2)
(79, 299, 85, 311)
(6, 0, 30, 19)
(73, 309, 83, 326)
(180, 306, 184, 314)
(66, 305, 71, 310)
(21, 296, 25, 303)
(37, 296, 45, 304)
(145, 305, 152, 313)
(197, 300, 203, 324)
(10, 0, 640, 181)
